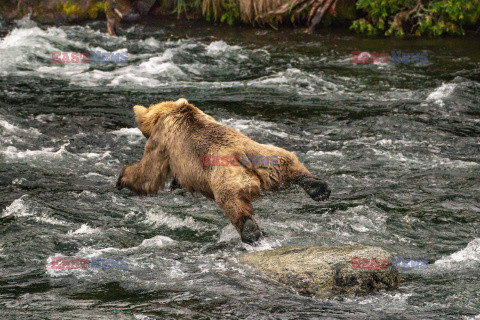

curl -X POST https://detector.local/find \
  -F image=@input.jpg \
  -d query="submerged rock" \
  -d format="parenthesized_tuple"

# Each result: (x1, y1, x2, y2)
(239, 246, 400, 298)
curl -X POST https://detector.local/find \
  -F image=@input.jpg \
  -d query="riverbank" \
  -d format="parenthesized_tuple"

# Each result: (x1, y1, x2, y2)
(1, 0, 480, 37)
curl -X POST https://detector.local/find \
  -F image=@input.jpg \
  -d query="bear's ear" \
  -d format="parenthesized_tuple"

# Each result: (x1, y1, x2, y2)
(133, 105, 147, 125)
(175, 98, 188, 106)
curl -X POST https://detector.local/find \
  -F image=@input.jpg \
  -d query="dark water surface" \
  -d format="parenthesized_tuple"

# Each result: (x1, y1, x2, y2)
(1, 16, 480, 320)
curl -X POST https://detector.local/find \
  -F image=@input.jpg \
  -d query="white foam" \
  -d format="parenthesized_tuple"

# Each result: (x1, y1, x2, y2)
(219, 118, 296, 140)
(80, 150, 111, 160)
(205, 40, 241, 56)
(248, 68, 342, 95)
(0, 26, 63, 50)
(427, 83, 456, 107)
(143, 209, 211, 231)
(434, 238, 480, 269)
(73, 235, 176, 258)
(351, 224, 370, 233)
(74, 190, 98, 199)
(35, 114, 56, 122)
(109, 72, 161, 87)
(83, 172, 108, 180)
(243, 237, 282, 252)
(306, 150, 343, 157)
(138, 235, 175, 248)
(270, 219, 322, 233)
(68, 224, 100, 235)
(0, 18, 134, 80)
(1, 143, 115, 165)
(79, 52, 186, 87)
(34, 216, 71, 226)
(111, 127, 144, 145)
(136, 54, 181, 75)
(0, 22, 337, 97)
(11, 178, 26, 185)
(15, 14, 38, 28)
(339, 205, 387, 234)
(0, 23, 88, 75)
(134, 315, 158, 320)
(1, 146, 54, 159)
(139, 37, 161, 48)
(1, 145, 67, 160)
(218, 224, 238, 243)
(1, 195, 31, 218)
(337, 292, 413, 310)
(0, 118, 41, 136)
(217, 223, 281, 249)
(2, 196, 71, 226)
(369, 147, 478, 169)
(36, 63, 89, 76)
(111, 127, 143, 137)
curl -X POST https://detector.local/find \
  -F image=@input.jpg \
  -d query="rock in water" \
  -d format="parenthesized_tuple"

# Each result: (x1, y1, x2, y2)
(239, 246, 400, 298)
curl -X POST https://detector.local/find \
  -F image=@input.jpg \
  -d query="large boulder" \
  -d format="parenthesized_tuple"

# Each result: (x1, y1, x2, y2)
(239, 246, 400, 298)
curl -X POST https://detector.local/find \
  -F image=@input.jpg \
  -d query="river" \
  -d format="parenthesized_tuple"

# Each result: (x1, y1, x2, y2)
(0, 16, 479, 319)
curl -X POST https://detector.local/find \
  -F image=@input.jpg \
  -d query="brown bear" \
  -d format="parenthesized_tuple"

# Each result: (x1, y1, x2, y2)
(116, 98, 330, 244)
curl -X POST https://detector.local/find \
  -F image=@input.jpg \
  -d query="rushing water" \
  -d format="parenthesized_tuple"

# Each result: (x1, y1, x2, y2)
(0, 16, 479, 319)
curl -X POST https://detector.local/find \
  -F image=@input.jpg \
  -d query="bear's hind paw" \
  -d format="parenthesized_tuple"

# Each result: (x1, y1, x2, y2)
(241, 218, 262, 245)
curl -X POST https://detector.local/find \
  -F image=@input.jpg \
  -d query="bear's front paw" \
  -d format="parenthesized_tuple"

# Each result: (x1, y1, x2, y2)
(241, 218, 262, 245)
(302, 178, 331, 202)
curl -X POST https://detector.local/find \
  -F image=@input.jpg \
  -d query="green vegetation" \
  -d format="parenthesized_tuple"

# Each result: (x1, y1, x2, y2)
(2, 0, 480, 37)
(60, 0, 104, 21)
(88, 1, 105, 19)
(172, 0, 203, 18)
(220, 0, 240, 25)
(198, 0, 480, 36)
(351, 0, 480, 36)
(62, 1, 82, 20)
(202, 0, 242, 24)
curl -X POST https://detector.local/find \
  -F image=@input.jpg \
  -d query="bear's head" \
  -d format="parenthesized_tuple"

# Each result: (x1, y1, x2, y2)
(133, 98, 189, 138)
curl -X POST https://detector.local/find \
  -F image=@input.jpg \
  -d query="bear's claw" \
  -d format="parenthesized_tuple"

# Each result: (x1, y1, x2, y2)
(116, 167, 126, 190)
(301, 178, 331, 202)
(169, 177, 182, 191)
(241, 218, 262, 245)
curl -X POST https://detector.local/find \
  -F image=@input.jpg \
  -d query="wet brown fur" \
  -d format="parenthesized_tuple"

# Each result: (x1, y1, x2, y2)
(117, 98, 314, 235)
